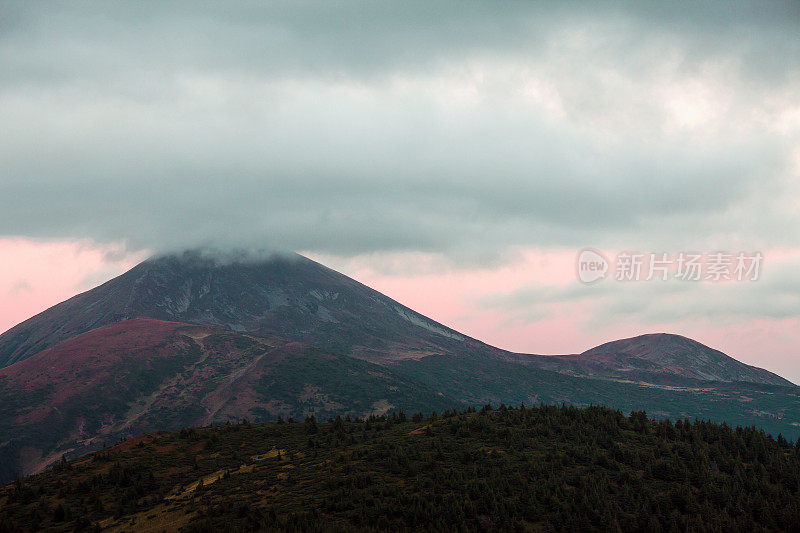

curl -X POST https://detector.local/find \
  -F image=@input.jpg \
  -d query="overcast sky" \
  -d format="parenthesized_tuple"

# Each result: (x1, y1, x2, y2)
(2, 2, 800, 378)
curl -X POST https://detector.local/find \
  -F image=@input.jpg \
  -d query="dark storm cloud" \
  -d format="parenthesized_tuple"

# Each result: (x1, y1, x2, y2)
(1, 1, 798, 260)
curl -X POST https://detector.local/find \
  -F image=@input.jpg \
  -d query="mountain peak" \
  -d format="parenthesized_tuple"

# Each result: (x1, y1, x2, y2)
(0, 250, 478, 368)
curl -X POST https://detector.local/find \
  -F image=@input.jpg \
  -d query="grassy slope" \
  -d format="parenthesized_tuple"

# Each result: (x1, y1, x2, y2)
(395, 354, 800, 440)
(2, 405, 800, 532)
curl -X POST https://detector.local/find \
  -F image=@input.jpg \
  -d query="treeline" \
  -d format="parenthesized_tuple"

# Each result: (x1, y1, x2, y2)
(2, 404, 800, 531)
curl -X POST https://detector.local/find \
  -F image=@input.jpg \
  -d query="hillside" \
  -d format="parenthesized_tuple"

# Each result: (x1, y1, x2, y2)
(0, 319, 460, 483)
(2, 405, 800, 532)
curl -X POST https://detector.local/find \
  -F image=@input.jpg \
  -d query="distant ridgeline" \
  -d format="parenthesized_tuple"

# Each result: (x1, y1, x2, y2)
(2, 404, 800, 532)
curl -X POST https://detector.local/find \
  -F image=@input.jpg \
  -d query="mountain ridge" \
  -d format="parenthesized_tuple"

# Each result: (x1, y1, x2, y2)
(0, 250, 792, 389)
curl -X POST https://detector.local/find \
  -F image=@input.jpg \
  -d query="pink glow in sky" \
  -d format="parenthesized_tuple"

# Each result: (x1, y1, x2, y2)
(2, 239, 798, 383)
(0, 238, 144, 334)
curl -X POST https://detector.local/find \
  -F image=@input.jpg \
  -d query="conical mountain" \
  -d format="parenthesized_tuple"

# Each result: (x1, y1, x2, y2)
(0, 250, 489, 369)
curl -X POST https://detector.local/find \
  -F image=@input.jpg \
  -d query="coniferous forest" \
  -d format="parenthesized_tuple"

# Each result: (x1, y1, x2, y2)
(2, 404, 800, 532)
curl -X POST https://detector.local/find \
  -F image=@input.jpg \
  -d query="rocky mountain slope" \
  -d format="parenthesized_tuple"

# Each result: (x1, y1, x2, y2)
(0, 251, 489, 369)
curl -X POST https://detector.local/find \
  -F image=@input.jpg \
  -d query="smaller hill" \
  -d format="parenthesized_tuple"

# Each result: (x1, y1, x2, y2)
(581, 333, 793, 386)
